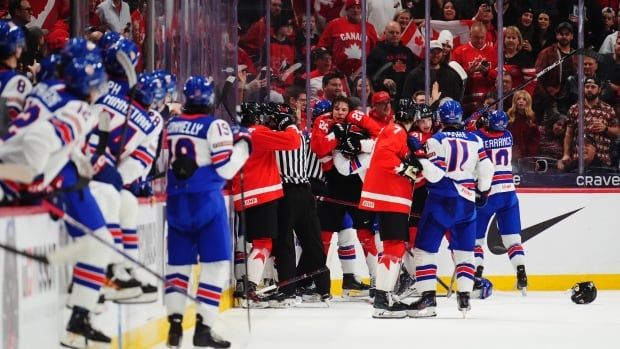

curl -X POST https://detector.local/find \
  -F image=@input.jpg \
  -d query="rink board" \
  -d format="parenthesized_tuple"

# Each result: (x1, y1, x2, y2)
(1, 189, 619, 348)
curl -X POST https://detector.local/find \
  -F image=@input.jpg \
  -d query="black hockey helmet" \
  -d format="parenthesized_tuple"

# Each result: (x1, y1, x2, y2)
(395, 98, 415, 123)
(414, 103, 433, 121)
(571, 281, 597, 304)
(239, 102, 268, 127)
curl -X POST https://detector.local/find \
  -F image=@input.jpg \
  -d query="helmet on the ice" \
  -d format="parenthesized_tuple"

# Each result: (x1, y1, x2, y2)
(570, 281, 597, 304)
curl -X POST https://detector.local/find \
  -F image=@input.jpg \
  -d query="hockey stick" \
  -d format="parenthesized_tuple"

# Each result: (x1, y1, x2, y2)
(39, 200, 205, 304)
(256, 266, 329, 295)
(279, 63, 302, 83)
(483, 47, 586, 112)
(445, 268, 456, 298)
(0, 241, 50, 264)
(115, 50, 138, 166)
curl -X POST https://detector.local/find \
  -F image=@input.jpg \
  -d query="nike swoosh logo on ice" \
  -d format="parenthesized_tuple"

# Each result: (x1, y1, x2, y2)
(487, 207, 584, 255)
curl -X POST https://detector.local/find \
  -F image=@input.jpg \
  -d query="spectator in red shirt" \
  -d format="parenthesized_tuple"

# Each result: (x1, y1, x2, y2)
(317, 0, 378, 77)
(239, 0, 283, 58)
(507, 90, 540, 165)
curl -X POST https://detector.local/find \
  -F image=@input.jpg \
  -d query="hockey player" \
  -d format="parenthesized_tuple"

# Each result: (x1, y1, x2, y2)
(0, 49, 115, 347)
(358, 96, 418, 318)
(231, 100, 301, 307)
(407, 100, 494, 318)
(87, 38, 156, 302)
(394, 102, 435, 298)
(472, 110, 528, 295)
(311, 95, 376, 297)
(165, 76, 250, 348)
(0, 20, 32, 136)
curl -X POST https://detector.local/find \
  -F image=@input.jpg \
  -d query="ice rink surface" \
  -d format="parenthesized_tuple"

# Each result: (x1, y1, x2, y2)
(155, 290, 620, 349)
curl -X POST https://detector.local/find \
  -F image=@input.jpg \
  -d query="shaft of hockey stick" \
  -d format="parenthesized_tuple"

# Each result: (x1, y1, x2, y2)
(446, 268, 457, 298)
(256, 266, 330, 295)
(40, 200, 205, 304)
(483, 47, 585, 112)
(115, 50, 139, 167)
(0, 242, 50, 264)
(238, 170, 251, 332)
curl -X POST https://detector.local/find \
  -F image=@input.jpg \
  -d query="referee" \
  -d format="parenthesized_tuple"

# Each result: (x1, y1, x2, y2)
(273, 104, 331, 302)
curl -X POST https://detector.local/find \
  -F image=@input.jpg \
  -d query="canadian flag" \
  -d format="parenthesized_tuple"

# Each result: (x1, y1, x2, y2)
(401, 20, 473, 58)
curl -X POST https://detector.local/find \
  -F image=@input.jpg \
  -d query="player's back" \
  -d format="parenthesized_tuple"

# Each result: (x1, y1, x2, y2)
(473, 128, 515, 195)
(425, 130, 487, 201)
(166, 113, 230, 195)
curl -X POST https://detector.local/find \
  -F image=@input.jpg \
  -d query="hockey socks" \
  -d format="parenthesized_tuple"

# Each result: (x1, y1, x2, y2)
(375, 240, 405, 292)
(357, 228, 378, 277)
(474, 238, 485, 270)
(247, 238, 272, 285)
(336, 228, 356, 274)
(453, 250, 475, 293)
(502, 234, 526, 270)
(413, 248, 437, 293)
(165, 265, 191, 316)
(196, 261, 228, 328)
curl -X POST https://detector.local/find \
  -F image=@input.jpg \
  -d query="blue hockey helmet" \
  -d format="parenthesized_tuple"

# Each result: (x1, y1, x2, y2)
(148, 72, 167, 105)
(438, 100, 463, 125)
(37, 53, 61, 82)
(60, 38, 102, 67)
(473, 278, 493, 299)
(312, 99, 332, 118)
(0, 20, 25, 60)
(133, 73, 159, 107)
(183, 75, 215, 107)
(63, 56, 107, 99)
(487, 110, 509, 131)
(103, 38, 140, 78)
(154, 69, 177, 95)
(96, 31, 121, 53)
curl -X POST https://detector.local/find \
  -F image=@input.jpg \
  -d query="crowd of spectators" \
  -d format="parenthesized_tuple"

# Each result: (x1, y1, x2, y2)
(238, 0, 620, 174)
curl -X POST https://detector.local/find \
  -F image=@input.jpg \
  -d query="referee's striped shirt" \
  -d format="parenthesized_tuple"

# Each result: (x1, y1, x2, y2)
(276, 130, 312, 185)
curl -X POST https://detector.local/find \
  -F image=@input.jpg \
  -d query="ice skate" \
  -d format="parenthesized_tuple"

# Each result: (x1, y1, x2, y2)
(167, 314, 183, 349)
(60, 307, 111, 349)
(116, 267, 158, 304)
(268, 292, 299, 308)
(407, 291, 437, 318)
(516, 265, 527, 296)
(342, 273, 370, 298)
(102, 263, 143, 301)
(193, 314, 231, 348)
(457, 291, 471, 318)
(372, 290, 407, 318)
(240, 281, 269, 309)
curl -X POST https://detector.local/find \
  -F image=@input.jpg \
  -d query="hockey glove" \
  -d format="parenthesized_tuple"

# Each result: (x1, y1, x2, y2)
(475, 189, 490, 208)
(339, 135, 361, 156)
(232, 125, 253, 154)
(331, 122, 349, 141)
(397, 155, 423, 181)
(407, 135, 423, 152)
(273, 112, 295, 131)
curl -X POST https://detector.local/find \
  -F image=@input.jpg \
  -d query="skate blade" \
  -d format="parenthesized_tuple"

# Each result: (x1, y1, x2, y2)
(341, 295, 373, 303)
(372, 308, 407, 319)
(102, 286, 143, 300)
(240, 299, 269, 309)
(343, 289, 370, 297)
(407, 307, 437, 318)
(460, 310, 468, 318)
(60, 333, 87, 349)
(520, 287, 527, 296)
(115, 292, 158, 304)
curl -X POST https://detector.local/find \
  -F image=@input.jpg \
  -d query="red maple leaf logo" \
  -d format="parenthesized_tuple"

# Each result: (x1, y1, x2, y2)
(414, 35, 424, 47)
(252, 251, 266, 263)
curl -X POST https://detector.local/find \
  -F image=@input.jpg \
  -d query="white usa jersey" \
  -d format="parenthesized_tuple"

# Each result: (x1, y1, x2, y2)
(167, 113, 244, 195)
(419, 130, 494, 202)
(0, 70, 32, 121)
(473, 129, 515, 196)
(88, 93, 162, 185)
(0, 83, 96, 185)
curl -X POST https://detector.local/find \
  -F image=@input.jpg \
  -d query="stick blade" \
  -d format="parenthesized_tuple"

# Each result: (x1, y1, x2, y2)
(115, 50, 137, 87)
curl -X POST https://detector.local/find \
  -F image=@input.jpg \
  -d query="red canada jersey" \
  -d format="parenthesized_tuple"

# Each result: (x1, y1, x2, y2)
(231, 125, 301, 210)
(318, 17, 378, 76)
(359, 123, 413, 214)
(452, 42, 497, 108)
(346, 109, 383, 138)
(408, 130, 432, 189)
(310, 114, 338, 172)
